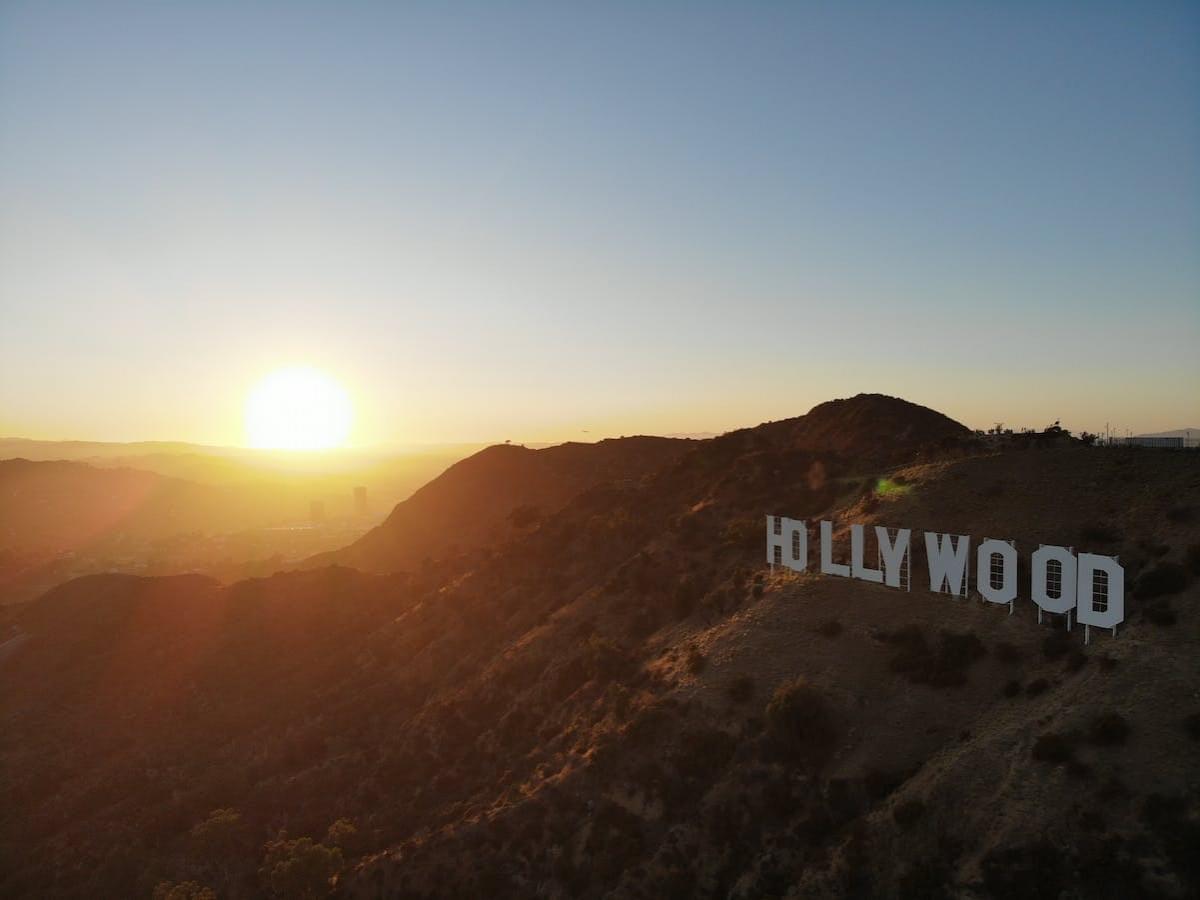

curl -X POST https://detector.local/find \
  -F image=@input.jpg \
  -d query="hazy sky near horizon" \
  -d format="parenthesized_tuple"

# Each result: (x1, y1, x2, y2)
(1, 1, 1197, 446)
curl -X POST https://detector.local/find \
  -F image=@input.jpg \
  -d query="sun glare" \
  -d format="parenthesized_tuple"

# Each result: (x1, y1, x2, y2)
(245, 367, 353, 450)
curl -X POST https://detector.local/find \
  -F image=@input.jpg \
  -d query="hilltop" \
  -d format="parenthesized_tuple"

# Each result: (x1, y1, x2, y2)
(0, 394, 1197, 899)
(306, 435, 697, 572)
(309, 394, 967, 573)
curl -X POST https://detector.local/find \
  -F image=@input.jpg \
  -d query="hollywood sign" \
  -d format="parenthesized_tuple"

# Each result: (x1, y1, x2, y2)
(766, 517, 1124, 643)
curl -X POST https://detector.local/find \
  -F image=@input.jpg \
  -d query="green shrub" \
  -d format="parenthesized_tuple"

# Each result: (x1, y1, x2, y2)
(981, 842, 1065, 900)
(893, 798, 926, 828)
(672, 577, 701, 619)
(1042, 631, 1072, 660)
(1144, 601, 1177, 627)
(260, 836, 344, 900)
(765, 677, 838, 766)
(1135, 562, 1189, 598)
(994, 641, 1021, 664)
(1080, 523, 1121, 544)
(863, 769, 904, 801)
(885, 626, 986, 687)
(1087, 712, 1130, 746)
(727, 675, 755, 704)
(1025, 678, 1050, 697)
(1064, 650, 1089, 673)
(815, 619, 843, 638)
(1183, 712, 1200, 741)
(190, 808, 249, 865)
(1032, 733, 1074, 764)
(672, 727, 736, 782)
(324, 818, 361, 854)
(1137, 539, 1170, 559)
(1166, 505, 1194, 524)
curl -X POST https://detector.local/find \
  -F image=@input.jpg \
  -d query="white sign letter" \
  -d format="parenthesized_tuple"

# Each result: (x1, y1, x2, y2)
(1076, 552, 1124, 631)
(765, 515, 807, 573)
(820, 520, 850, 578)
(876, 526, 911, 589)
(976, 539, 1018, 606)
(851, 524, 883, 583)
(1032, 545, 1077, 616)
(925, 532, 970, 597)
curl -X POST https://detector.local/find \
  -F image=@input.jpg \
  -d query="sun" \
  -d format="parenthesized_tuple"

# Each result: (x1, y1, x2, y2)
(245, 367, 353, 450)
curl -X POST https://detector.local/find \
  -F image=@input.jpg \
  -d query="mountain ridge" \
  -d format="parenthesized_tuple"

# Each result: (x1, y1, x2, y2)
(308, 394, 970, 574)
(1, 393, 1196, 900)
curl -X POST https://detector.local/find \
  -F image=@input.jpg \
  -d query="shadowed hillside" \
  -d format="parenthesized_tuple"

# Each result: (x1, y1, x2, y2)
(309, 395, 967, 574)
(1, 395, 1197, 899)
(307, 435, 697, 572)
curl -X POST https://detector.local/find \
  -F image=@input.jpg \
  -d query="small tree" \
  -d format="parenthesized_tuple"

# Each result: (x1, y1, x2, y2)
(325, 818, 362, 855)
(191, 808, 249, 890)
(192, 808, 247, 857)
(260, 836, 344, 899)
(765, 677, 838, 766)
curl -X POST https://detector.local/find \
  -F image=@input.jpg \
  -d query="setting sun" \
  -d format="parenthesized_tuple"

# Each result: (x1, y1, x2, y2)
(244, 367, 353, 450)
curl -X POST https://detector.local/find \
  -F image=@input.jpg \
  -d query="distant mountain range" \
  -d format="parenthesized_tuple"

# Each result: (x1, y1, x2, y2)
(0, 443, 480, 605)
(307, 435, 698, 573)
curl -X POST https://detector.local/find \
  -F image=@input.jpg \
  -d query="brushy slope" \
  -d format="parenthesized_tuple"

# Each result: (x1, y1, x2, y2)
(1, 395, 1196, 900)
(306, 435, 696, 573)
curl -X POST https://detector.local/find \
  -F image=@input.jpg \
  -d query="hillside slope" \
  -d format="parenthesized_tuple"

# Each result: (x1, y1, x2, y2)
(309, 394, 966, 574)
(1, 395, 1196, 899)
(307, 435, 696, 572)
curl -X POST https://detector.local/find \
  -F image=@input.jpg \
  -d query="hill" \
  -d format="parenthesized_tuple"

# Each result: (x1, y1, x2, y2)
(309, 394, 967, 573)
(0, 441, 479, 605)
(0, 459, 364, 606)
(307, 435, 697, 572)
(0, 394, 1197, 899)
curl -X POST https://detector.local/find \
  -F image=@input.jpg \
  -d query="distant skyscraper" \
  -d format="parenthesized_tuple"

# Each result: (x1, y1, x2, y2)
(354, 486, 368, 517)
(310, 500, 325, 524)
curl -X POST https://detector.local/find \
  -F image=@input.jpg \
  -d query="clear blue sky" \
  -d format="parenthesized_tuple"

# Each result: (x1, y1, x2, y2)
(1, 1, 1197, 444)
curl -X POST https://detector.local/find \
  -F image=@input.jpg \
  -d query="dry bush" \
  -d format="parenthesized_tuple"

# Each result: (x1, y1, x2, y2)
(893, 798, 926, 829)
(1032, 732, 1075, 764)
(815, 618, 843, 638)
(1080, 522, 1122, 544)
(1144, 601, 1177, 627)
(1135, 562, 1189, 599)
(993, 641, 1021, 663)
(1186, 712, 1200, 741)
(1025, 678, 1050, 697)
(727, 675, 755, 704)
(1087, 712, 1130, 746)
(884, 626, 986, 687)
(764, 677, 838, 766)
(1187, 543, 1200, 576)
